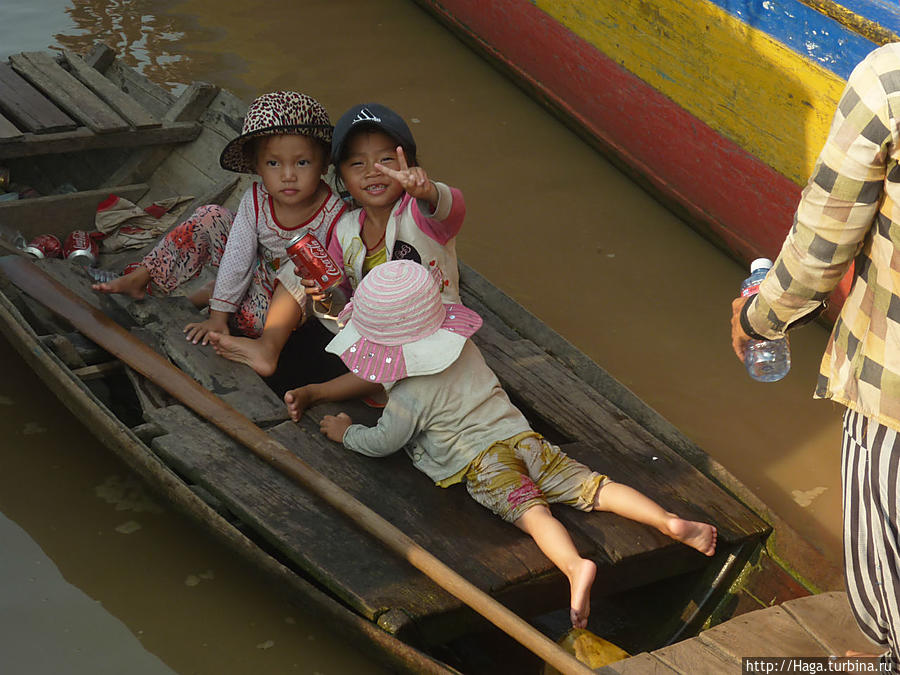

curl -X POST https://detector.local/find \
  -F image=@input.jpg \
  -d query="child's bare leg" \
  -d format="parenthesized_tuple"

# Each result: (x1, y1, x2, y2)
(285, 373, 383, 422)
(209, 285, 301, 377)
(515, 505, 597, 629)
(187, 279, 215, 308)
(91, 264, 151, 299)
(593, 482, 717, 556)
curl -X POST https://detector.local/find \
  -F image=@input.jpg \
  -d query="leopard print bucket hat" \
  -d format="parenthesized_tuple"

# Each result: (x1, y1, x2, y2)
(219, 91, 333, 173)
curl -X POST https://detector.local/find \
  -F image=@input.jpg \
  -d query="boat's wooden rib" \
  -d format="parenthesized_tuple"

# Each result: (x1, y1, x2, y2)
(0, 183, 148, 237)
(0, 122, 202, 157)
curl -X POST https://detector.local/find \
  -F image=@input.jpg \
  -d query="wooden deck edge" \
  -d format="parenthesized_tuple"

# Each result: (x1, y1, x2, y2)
(0, 284, 457, 675)
(459, 261, 843, 595)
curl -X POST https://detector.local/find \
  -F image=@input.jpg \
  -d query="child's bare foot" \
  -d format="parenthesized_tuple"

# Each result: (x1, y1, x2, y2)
(284, 386, 316, 422)
(665, 517, 717, 556)
(92, 266, 151, 299)
(208, 332, 278, 377)
(568, 558, 597, 629)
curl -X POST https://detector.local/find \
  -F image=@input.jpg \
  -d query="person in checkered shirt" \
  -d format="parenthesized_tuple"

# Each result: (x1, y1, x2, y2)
(731, 42, 900, 671)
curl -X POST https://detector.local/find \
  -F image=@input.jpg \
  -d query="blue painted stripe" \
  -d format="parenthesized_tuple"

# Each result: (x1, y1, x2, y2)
(838, 0, 900, 30)
(709, 0, 877, 78)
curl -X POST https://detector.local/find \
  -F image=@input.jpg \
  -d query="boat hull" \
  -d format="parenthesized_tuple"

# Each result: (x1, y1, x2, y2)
(412, 0, 898, 306)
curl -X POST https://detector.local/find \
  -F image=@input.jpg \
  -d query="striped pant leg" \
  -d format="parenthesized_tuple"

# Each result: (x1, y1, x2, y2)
(842, 408, 900, 669)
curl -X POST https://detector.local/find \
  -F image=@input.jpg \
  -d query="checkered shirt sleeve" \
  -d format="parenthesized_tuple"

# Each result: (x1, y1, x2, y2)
(746, 43, 900, 426)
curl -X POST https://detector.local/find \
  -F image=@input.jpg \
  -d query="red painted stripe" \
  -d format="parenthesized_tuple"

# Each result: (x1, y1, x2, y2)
(423, 0, 802, 261)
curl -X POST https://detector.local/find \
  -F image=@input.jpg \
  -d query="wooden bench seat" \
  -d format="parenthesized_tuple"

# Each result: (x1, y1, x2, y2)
(0, 48, 204, 161)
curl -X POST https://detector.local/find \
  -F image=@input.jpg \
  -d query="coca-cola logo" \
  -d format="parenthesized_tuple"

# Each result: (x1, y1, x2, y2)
(307, 245, 340, 275)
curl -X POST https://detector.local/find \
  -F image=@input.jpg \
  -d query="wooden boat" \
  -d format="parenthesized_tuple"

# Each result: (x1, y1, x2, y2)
(410, 0, 900, 313)
(0, 44, 841, 673)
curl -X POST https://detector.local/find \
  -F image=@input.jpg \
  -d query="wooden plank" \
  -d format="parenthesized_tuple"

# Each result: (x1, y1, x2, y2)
(596, 653, 677, 674)
(115, 295, 287, 425)
(0, 183, 148, 239)
(166, 82, 220, 123)
(103, 61, 174, 117)
(782, 592, 880, 656)
(63, 51, 160, 129)
(651, 637, 739, 673)
(698, 605, 829, 658)
(72, 361, 122, 380)
(146, 405, 464, 626)
(0, 111, 22, 140)
(0, 121, 200, 159)
(0, 63, 77, 133)
(9, 52, 128, 133)
(82, 43, 115, 73)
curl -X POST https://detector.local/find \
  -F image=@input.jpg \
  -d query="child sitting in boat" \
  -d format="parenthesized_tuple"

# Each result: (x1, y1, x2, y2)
(93, 91, 346, 347)
(207, 103, 464, 408)
(317, 260, 718, 629)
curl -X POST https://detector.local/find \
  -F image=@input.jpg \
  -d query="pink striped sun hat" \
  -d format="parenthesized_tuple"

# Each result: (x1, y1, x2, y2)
(326, 260, 482, 383)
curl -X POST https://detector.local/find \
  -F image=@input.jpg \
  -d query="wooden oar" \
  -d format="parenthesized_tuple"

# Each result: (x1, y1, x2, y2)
(0, 255, 595, 675)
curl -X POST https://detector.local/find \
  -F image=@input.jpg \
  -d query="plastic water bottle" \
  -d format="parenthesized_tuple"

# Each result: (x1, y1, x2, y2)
(740, 258, 790, 382)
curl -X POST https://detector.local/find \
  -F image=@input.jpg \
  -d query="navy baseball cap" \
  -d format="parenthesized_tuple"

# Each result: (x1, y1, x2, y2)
(330, 103, 417, 165)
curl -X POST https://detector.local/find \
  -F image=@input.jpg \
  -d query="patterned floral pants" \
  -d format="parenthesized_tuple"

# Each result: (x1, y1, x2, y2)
(141, 204, 272, 337)
(464, 431, 607, 523)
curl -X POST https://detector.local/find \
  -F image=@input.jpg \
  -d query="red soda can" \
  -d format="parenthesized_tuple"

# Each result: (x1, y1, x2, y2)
(63, 230, 100, 266)
(285, 233, 343, 291)
(23, 234, 63, 259)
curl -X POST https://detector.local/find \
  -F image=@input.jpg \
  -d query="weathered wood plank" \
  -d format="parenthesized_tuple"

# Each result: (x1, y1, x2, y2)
(782, 592, 880, 656)
(0, 111, 22, 140)
(0, 183, 148, 239)
(166, 82, 220, 123)
(651, 636, 739, 673)
(596, 652, 677, 674)
(82, 43, 115, 72)
(116, 294, 287, 425)
(146, 404, 468, 627)
(0, 63, 77, 133)
(102, 61, 174, 117)
(698, 605, 829, 658)
(63, 51, 160, 129)
(0, 120, 200, 158)
(9, 52, 129, 133)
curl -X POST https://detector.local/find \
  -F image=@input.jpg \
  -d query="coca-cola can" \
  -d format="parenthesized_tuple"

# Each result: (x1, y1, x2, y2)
(286, 233, 343, 291)
(23, 234, 63, 259)
(63, 230, 99, 266)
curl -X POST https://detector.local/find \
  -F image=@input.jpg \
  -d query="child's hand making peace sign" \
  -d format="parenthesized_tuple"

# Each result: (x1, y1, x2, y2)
(375, 146, 438, 205)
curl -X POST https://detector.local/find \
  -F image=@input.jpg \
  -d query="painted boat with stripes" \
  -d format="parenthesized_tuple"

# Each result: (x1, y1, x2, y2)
(411, 0, 900, 311)
(0, 43, 843, 672)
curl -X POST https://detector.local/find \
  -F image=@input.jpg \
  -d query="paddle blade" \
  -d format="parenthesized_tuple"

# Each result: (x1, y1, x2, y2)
(544, 628, 630, 673)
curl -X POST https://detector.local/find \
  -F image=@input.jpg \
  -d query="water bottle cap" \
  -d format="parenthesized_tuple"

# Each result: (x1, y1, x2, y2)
(750, 258, 773, 273)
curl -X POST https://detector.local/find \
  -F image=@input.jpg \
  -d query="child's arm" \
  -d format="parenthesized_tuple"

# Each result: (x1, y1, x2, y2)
(320, 412, 352, 442)
(186, 190, 258, 343)
(319, 390, 418, 457)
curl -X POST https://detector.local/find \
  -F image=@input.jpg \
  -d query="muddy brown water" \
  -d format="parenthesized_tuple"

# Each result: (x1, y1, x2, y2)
(0, 1, 844, 672)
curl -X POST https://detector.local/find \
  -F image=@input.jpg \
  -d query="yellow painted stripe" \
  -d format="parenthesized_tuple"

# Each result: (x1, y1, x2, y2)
(535, 0, 847, 185)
